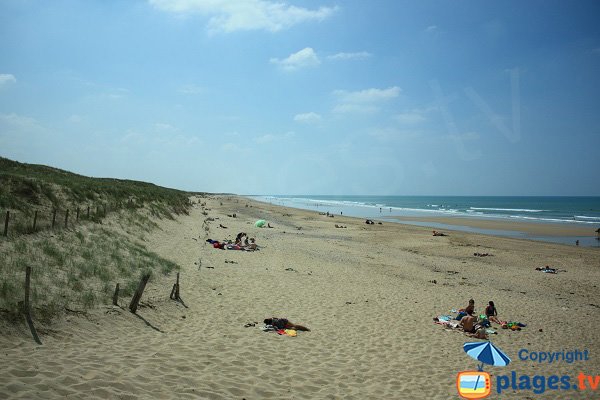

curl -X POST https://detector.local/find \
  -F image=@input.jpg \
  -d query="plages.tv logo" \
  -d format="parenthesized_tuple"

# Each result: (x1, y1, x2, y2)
(457, 341, 511, 399)
(457, 371, 491, 399)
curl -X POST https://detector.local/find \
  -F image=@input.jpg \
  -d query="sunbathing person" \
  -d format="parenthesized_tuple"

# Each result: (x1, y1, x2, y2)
(464, 299, 475, 316)
(485, 301, 500, 324)
(243, 238, 257, 251)
(235, 232, 247, 245)
(460, 315, 477, 333)
(432, 230, 447, 236)
(536, 266, 557, 273)
(264, 317, 310, 331)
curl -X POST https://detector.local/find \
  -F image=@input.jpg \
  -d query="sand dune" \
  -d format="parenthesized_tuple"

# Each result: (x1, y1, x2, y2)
(1, 195, 599, 399)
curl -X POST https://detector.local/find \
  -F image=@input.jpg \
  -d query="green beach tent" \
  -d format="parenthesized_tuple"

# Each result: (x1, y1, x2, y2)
(255, 219, 266, 228)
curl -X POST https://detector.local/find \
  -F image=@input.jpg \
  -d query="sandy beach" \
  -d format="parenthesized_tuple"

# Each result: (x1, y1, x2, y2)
(1, 195, 599, 399)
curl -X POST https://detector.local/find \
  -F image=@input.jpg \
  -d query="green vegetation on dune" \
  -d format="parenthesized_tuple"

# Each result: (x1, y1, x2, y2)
(0, 156, 195, 323)
(0, 225, 179, 322)
(0, 156, 192, 217)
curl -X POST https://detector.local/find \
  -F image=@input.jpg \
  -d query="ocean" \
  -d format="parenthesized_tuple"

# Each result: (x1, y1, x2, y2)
(249, 195, 600, 247)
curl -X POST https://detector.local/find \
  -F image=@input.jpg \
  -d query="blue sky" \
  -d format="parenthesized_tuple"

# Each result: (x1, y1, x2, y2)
(1, 0, 599, 195)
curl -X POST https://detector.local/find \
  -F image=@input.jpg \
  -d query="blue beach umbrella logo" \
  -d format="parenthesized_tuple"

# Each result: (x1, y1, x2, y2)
(463, 341, 511, 370)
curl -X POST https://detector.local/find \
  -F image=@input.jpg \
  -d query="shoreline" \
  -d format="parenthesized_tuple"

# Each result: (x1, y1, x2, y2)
(386, 215, 598, 237)
(248, 196, 600, 247)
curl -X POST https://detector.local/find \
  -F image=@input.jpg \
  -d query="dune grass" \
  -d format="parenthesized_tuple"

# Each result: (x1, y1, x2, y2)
(0, 222, 179, 323)
(0, 157, 189, 323)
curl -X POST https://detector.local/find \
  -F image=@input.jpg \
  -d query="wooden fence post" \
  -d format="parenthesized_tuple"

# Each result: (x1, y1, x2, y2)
(32, 210, 38, 232)
(170, 272, 180, 300)
(51, 209, 57, 229)
(64, 209, 69, 228)
(76, 207, 80, 222)
(24, 266, 42, 345)
(129, 274, 151, 314)
(3, 210, 8, 237)
(87, 206, 90, 218)
(113, 283, 120, 306)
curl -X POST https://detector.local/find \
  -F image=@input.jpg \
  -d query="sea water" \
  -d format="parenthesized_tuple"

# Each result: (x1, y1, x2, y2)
(248, 195, 600, 247)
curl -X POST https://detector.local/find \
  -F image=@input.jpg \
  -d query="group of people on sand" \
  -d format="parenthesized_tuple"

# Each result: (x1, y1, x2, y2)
(206, 232, 258, 251)
(456, 299, 500, 339)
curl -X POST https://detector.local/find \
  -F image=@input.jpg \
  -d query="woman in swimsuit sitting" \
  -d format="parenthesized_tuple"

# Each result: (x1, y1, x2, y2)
(485, 301, 500, 324)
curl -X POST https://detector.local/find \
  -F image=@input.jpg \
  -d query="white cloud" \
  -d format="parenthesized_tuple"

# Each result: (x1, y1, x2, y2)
(332, 104, 378, 115)
(154, 122, 176, 131)
(327, 51, 371, 60)
(149, 0, 337, 34)
(333, 86, 400, 103)
(294, 112, 321, 123)
(0, 113, 41, 130)
(368, 127, 421, 141)
(332, 86, 400, 114)
(254, 134, 277, 144)
(270, 47, 320, 71)
(254, 131, 294, 144)
(178, 84, 203, 94)
(0, 74, 16, 86)
(67, 114, 84, 123)
(393, 112, 426, 124)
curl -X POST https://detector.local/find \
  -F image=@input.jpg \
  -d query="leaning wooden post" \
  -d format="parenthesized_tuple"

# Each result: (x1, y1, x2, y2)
(64, 209, 69, 228)
(129, 274, 151, 314)
(3, 210, 8, 237)
(32, 210, 38, 232)
(112, 283, 120, 306)
(51, 209, 57, 229)
(170, 272, 180, 300)
(24, 266, 42, 345)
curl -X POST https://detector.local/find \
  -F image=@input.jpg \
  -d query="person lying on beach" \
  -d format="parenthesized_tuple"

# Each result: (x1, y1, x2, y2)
(467, 327, 489, 340)
(432, 230, 447, 236)
(264, 318, 310, 331)
(536, 266, 557, 273)
(219, 224, 227, 229)
(485, 301, 500, 324)
(365, 219, 375, 225)
(474, 252, 492, 257)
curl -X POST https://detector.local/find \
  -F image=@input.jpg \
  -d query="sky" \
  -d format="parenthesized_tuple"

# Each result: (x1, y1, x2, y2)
(1, 0, 599, 196)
